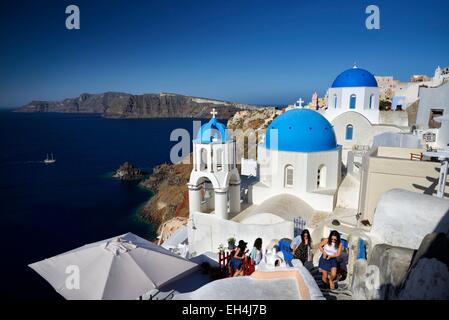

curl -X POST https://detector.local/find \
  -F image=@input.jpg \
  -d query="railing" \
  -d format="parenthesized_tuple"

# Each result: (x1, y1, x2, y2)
(218, 250, 233, 271)
(410, 153, 423, 161)
(218, 250, 255, 277)
(146, 289, 176, 300)
(352, 145, 370, 152)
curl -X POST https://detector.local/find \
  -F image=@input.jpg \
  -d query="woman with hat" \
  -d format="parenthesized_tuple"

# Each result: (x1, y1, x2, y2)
(230, 240, 248, 277)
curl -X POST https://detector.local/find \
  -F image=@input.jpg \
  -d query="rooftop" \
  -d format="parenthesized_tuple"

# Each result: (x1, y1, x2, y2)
(331, 67, 378, 88)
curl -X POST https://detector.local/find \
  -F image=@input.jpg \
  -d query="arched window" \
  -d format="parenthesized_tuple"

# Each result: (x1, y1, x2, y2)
(317, 165, 327, 188)
(200, 179, 214, 211)
(200, 148, 208, 170)
(349, 94, 356, 109)
(333, 94, 338, 108)
(369, 94, 375, 109)
(244, 136, 249, 159)
(346, 124, 354, 140)
(284, 165, 294, 187)
(215, 148, 223, 171)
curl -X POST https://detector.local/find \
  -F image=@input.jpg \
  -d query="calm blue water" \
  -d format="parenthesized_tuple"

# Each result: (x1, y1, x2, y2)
(0, 111, 196, 300)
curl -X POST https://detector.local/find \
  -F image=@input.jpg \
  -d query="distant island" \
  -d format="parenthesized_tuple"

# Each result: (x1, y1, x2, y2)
(15, 92, 260, 119)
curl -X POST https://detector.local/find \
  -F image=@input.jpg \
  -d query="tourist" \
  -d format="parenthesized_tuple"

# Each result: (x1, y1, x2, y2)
(293, 229, 313, 265)
(264, 239, 279, 255)
(230, 240, 248, 277)
(290, 232, 302, 251)
(249, 238, 263, 265)
(318, 230, 342, 290)
(273, 246, 286, 267)
(278, 238, 294, 266)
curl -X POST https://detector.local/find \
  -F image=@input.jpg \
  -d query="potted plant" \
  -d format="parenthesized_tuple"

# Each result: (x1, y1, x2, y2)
(227, 237, 236, 250)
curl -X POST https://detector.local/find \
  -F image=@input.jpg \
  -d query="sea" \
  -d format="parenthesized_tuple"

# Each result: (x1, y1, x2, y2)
(0, 110, 197, 300)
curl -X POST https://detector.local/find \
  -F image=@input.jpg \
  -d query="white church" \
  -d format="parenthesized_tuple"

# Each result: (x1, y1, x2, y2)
(188, 109, 341, 255)
(324, 65, 381, 124)
(186, 104, 346, 255)
(253, 109, 342, 213)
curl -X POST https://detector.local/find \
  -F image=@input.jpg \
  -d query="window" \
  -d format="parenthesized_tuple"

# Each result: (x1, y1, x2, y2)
(285, 165, 294, 187)
(244, 136, 249, 159)
(423, 132, 436, 143)
(317, 165, 327, 188)
(346, 125, 354, 140)
(428, 109, 444, 129)
(349, 94, 356, 109)
(333, 94, 338, 108)
(216, 148, 223, 171)
(369, 94, 375, 109)
(200, 148, 208, 170)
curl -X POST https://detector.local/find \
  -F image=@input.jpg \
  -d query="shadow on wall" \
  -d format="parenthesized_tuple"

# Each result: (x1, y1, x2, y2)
(412, 167, 449, 197)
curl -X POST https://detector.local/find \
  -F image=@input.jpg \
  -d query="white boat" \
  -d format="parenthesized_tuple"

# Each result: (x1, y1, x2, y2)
(44, 153, 56, 164)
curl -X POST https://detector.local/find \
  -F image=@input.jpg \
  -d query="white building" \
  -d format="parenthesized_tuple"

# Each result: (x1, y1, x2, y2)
(415, 80, 449, 128)
(392, 66, 449, 110)
(187, 110, 241, 220)
(187, 108, 342, 255)
(324, 65, 380, 124)
(322, 66, 407, 167)
(252, 108, 342, 213)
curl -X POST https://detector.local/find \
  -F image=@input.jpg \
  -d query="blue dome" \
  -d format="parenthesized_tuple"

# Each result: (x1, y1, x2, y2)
(331, 67, 378, 88)
(265, 109, 337, 152)
(195, 117, 230, 144)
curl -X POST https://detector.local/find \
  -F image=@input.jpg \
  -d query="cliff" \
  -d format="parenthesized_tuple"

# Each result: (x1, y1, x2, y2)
(16, 92, 257, 119)
(227, 108, 279, 160)
(139, 161, 193, 236)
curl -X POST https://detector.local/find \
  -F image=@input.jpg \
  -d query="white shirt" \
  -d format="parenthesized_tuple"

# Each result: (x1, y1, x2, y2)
(323, 243, 338, 256)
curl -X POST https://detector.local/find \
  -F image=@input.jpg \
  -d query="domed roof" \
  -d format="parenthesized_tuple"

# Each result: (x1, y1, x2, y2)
(265, 109, 337, 152)
(331, 67, 378, 88)
(195, 117, 230, 144)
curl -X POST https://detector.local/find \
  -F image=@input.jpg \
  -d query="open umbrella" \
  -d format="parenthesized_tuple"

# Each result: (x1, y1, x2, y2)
(29, 232, 198, 300)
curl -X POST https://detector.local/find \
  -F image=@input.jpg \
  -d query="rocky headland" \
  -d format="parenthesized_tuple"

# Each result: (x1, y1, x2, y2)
(113, 162, 147, 180)
(16, 92, 259, 119)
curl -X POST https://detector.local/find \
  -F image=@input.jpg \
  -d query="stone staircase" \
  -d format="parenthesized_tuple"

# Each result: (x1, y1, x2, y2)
(307, 265, 353, 300)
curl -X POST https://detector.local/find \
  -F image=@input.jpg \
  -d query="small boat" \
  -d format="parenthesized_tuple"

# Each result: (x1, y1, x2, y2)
(44, 153, 56, 164)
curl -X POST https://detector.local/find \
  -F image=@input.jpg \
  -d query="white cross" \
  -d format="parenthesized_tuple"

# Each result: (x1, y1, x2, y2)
(296, 98, 304, 108)
(210, 108, 218, 118)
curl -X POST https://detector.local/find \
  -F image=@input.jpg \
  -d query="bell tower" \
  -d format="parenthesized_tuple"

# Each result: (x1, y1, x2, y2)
(188, 109, 241, 219)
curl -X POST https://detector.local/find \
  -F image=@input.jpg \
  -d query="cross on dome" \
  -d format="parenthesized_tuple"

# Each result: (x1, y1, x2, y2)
(210, 108, 218, 118)
(296, 98, 304, 108)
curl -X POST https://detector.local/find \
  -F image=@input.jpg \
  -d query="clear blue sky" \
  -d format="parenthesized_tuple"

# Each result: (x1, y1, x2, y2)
(0, 0, 448, 107)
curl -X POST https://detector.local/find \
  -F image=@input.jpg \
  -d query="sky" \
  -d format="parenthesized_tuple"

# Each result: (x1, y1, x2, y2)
(0, 0, 448, 108)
